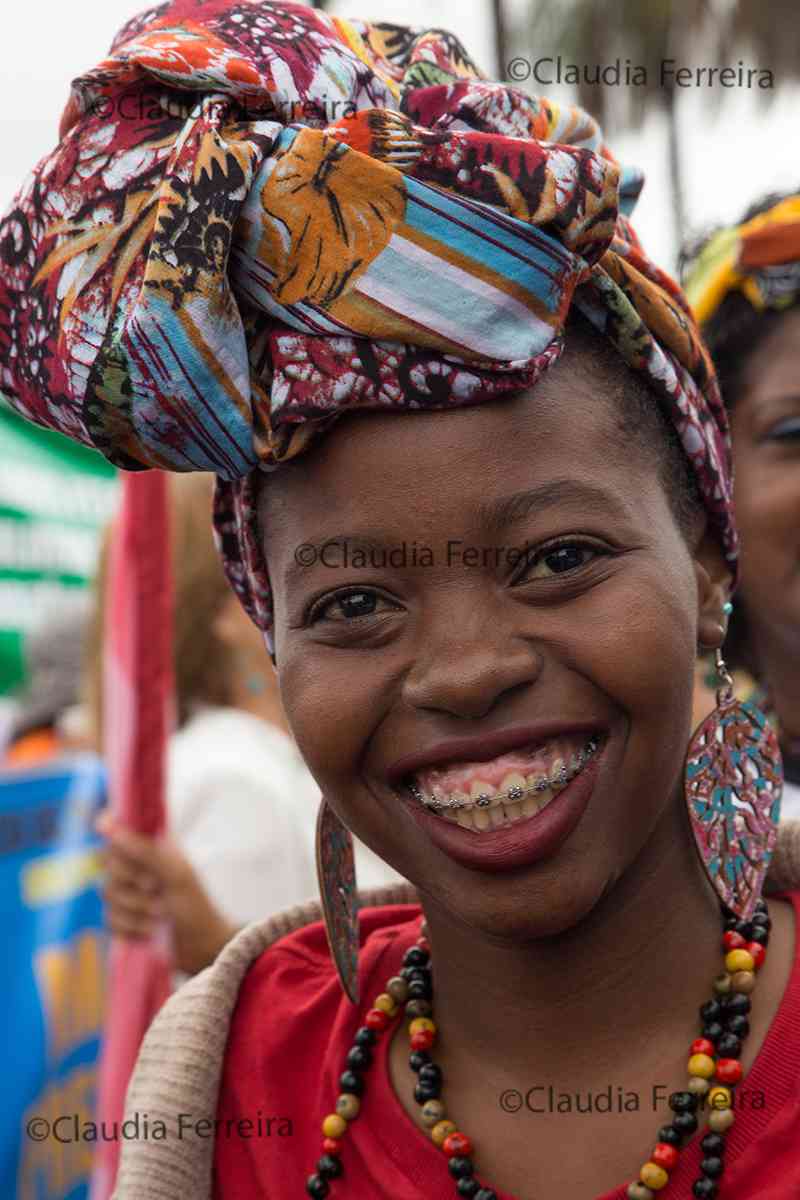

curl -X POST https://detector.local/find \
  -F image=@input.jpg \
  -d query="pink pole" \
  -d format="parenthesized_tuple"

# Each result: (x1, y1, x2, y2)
(90, 470, 174, 1199)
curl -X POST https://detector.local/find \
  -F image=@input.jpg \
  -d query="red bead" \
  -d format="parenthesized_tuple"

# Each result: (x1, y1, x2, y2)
(723, 930, 747, 952)
(365, 1008, 391, 1032)
(746, 941, 766, 970)
(442, 1132, 473, 1158)
(410, 1030, 434, 1051)
(322, 1138, 341, 1155)
(651, 1142, 679, 1170)
(690, 1038, 715, 1057)
(716, 1058, 743, 1085)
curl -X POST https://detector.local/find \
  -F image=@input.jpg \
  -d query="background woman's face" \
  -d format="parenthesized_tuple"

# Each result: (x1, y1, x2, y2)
(260, 343, 723, 939)
(730, 308, 800, 660)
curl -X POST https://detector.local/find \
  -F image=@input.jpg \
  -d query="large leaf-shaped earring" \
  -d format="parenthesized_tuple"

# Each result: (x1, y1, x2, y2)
(316, 798, 359, 1003)
(685, 646, 783, 920)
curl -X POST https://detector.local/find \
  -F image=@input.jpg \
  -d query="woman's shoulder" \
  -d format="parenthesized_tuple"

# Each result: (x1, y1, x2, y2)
(115, 891, 419, 1197)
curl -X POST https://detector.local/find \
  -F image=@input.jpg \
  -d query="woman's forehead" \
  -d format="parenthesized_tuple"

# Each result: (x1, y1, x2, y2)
(259, 380, 645, 550)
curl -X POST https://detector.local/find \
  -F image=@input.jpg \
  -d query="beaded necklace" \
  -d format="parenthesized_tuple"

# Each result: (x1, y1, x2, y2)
(305, 902, 771, 1199)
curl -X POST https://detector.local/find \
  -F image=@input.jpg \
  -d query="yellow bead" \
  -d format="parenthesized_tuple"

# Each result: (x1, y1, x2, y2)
(335, 1094, 360, 1120)
(725, 949, 755, 973)
(640, 1162, 669, 1190)
(687, 1053, 715, 1079)
(708, 1107, 735, 1133)
(431, 1119, 457, 1146)
(421, 1099, 445, 1127)
(707, 1086, 732, 1110)
(322, 1113, 347, 1138)
(688, 1076, 711, 1096)
(374, 993, 397, 1015)
(627, 1185, 655, 1200)
(731, 969, 757, 994)
(409, 1017, 436, 1036)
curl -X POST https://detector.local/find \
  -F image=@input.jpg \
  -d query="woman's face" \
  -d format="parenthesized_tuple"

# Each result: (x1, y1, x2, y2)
(729, 308, 800, 659)
(260, 341, 728, 939)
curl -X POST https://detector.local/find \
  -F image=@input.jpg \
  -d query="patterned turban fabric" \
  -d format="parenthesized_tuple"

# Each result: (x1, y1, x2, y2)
(685, 195, 800, 326)
(0, 0, 736, 645)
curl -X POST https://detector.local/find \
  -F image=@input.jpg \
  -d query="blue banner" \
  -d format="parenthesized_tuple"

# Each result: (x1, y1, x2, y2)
(0, 756, 107, 1200)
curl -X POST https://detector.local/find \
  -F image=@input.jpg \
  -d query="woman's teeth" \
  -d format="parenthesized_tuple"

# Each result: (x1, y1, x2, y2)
(407, 737, 599, 831)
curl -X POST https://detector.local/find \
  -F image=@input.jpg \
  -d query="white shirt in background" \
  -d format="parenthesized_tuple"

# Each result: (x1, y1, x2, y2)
(167, 706, 403, 927)
(781, 779, 800, 823)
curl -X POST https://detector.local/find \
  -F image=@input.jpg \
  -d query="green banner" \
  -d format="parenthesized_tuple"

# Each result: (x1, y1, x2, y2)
(0, 398, 118, 695)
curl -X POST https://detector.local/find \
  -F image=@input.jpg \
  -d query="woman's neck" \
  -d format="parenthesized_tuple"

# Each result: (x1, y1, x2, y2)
(418, 794, 721, 1071)
(753, 626, 800, 746)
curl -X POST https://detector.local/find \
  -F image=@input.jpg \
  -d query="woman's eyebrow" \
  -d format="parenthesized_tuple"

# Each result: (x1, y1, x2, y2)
(477, 479, 629, 535)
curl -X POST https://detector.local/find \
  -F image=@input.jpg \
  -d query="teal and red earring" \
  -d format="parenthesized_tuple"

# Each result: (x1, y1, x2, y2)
(685, 621, 783, 921)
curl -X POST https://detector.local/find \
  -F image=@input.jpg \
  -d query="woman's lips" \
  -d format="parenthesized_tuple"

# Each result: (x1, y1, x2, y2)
(398, 741, 605, 873)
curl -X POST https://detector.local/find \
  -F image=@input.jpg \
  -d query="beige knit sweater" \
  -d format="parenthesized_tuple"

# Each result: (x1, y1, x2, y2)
(113, 827, 800, 1199)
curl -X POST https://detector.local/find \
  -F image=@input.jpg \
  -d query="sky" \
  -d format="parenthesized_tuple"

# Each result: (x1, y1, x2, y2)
(1, 0, 797, 274)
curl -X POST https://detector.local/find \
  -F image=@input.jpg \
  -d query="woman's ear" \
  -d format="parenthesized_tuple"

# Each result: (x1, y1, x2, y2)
(694, 524, 734, 652)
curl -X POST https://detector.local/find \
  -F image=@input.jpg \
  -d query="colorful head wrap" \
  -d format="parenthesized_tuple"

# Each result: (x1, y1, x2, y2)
(685, 195, 800, 325)
(0, 1, 736, 643)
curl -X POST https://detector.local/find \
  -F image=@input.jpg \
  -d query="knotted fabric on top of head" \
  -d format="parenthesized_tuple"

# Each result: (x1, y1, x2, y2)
(684, 194, 800, 325)
(0, 1, 736, 645)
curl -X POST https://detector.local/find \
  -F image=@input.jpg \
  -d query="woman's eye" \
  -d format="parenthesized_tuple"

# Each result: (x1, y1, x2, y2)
(312, 589, 395, 622)
(521, 542, 599, 580)
(767, 417, 800, 441)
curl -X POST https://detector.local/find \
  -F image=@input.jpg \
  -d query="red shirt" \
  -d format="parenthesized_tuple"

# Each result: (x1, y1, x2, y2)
(214, 897, 800, 1198)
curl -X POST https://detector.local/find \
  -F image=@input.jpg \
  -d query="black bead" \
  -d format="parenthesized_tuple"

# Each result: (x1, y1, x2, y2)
(749, 928, 770, 947)
(414, 1081, 441, 1103)
(700, 999, 723, 1023)
(692, 1180, 717, 1199)
(702, 1021, 725, 1043)
(733, 918, 753, 939)
(715, 1033, 742, 1059)
(672, 1111, 699, 1138)
(403, 946, 430, 967)
(700, 1133, 726, 1156)
(456, 1181, 480, 1198)
(346, 1045, 372, 1071)
(317, 1155, 343, 1180)
(725, 1015, 750, 1038)
(339, 1070, 363, 1096)
(448, 1156, 475, 1179)
(409, 1050, 431, 1073)
(754, 898, 769, 916)
(657, 1125, 681, 1146)
(475, 1190, 498, 1200)
(418, 1063, 443, 1086)
(306, 1175, 329, 1198)
(408, 979, 433, 1000)
(669, 1091, 698, 1113)
(723, 993, 751, 1016)
(700, 1156, 724, 1179)
(354, 1026, 377, 1047)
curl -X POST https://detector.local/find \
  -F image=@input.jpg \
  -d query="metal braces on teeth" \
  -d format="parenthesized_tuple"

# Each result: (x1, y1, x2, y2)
(412, 736, 600, 813)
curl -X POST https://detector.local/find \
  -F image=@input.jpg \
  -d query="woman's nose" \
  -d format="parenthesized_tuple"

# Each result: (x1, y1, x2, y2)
(400, 596, 543, 720)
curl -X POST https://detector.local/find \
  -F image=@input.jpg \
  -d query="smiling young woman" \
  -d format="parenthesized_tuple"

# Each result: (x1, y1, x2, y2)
(2, 4, 800, 1199)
